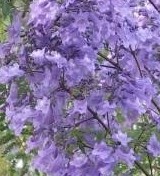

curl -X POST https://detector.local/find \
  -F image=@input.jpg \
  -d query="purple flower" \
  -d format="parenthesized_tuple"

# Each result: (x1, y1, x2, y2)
(147, 134, 160, 157)
(29, 0, 60, 26)
(70, 151, 88, 168)
(92, 141, 114, 161)
(115, 147, 136, 168)
(0, 43, 12, 59)
(0, 64, 24, 84)
(6, 106, 35, 135)
(71, 99, 87, 114)
(2, 0, 160, 175)
(6, 82, 18, 106)
(33, 144, 67, 175)
(30, 48, 45, 65)
(96, 0, 111, 13)
(45, 51, 67, 68)
(112, 130, 132, 146)
(8, 11, 21, 43)
(97, 101, 116, 115)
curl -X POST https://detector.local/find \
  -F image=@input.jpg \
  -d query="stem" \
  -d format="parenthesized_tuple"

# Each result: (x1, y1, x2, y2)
(144, 66, 160, 114)
(151, 99, 160, 113)
(100, 64, 117, 70)
(144, 66, 160, 87)
(134, 127, 146, 151)
(147, 154, 153, 176)
(148, 108, 159, 115)
(75, 117, 93, 127)
(148, 0, 160, 14)
(135, 161, 151, 176)
(63, 117, 93, 128)
(98, 52, 122, 71)
(129, 46, 143, 78)
(80, 141, 93, 150)
(106, 112, 111, 134)
(87, 106, 110, 135)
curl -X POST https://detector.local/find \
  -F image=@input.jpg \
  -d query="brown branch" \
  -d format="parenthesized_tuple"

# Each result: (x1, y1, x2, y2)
(87, 106, 111, 135)
(97, 52, 123, 71)
(129, 46, 143, 78)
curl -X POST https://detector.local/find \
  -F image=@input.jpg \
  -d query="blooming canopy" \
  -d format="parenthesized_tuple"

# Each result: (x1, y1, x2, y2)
(1, 0, 160, 175)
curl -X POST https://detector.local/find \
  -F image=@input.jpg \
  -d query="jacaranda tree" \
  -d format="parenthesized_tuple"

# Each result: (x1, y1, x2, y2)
(1, 0, 160, 175)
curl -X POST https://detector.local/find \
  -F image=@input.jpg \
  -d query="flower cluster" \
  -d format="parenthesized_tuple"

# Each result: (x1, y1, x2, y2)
(1, 0, 160, 175)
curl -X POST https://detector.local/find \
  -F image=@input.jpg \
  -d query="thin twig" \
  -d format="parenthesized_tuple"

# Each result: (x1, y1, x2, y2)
(75, 117, 93, 127)
(106, 112, 111, 134)
(151, 99, 160, 113)
(144, 66, 160, 114)
(144, 65, 160, 87)
(98, 52, 122, 71)
(100, 64, 117, 70)
(148, 108, 159, 115)
(87, 106, 110, 135)
(63, 117, 93, 129)
(134, 128, 146, 151)
(147, 154, 153, 176)
(148, 0, 160, 14)
(135, 161, 151, 176)
(129, 45, 143, 77)
(80, 141, 93, 150)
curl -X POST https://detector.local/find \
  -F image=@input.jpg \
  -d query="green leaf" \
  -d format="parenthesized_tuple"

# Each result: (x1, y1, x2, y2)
(116, 110, 125, 123)
(0, 0, 13, 19)
(0, 131, 14, 145)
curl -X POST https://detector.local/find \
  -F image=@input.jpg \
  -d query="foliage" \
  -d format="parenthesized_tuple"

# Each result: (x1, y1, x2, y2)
(0, 1, 42, 175)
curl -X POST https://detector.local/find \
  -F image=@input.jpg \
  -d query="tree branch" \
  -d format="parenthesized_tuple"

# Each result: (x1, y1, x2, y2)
(98, 52, 123, 71)
(129, 46, 143, 78)
(87, 106, 111, 135)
